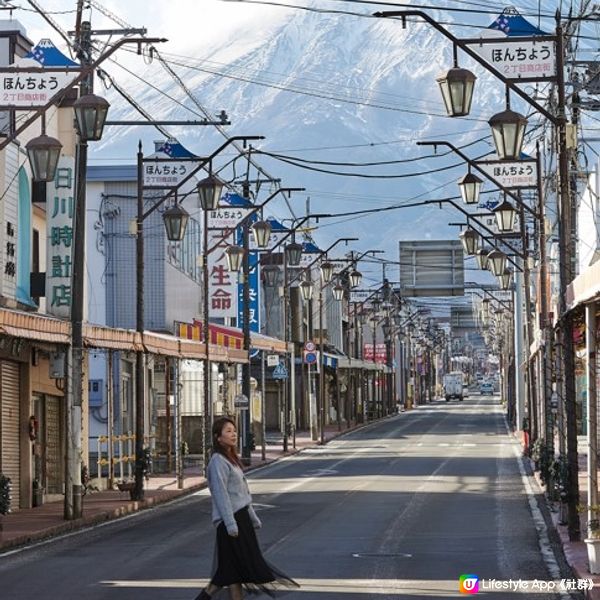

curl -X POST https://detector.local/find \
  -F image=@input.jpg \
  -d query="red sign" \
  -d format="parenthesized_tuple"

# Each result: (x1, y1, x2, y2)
(363, 343, 387, 363)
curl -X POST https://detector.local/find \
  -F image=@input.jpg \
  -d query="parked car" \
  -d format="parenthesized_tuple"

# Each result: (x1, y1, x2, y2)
(480, 381, 494, 395)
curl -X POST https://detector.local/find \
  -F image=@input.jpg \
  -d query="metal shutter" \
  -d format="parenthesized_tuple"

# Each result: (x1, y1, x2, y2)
(1, 360, 20, 509)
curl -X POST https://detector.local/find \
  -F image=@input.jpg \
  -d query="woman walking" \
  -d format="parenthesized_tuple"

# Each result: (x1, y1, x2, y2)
(195, 417, 299, 600)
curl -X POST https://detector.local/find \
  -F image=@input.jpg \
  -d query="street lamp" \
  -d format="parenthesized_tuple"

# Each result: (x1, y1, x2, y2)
(285, 241, 303, 267)
(332, 284, 345, 301)
(162, 202, 190, 242)
(493, 198, 517, 233)
(73, 92, 110, 142)
(436, 64, 477, 117)
(458, 171, 483, 205)
(262, 264, 280, 288)
(26, 131, 62, 182)
(349, 269, 362, 288)
(459, 228, 481, 256)
(498, 268, 513, 290)
(225, 244, 244, 272)
(475, 247, 489, 270)
(300, 279, 314, 301)
(488, 107, 527, 160)
(320, 261, 335, 284)
(487, 249, 507, 277)
(251, 219, 272, 249)
(197, 174, 225, 210)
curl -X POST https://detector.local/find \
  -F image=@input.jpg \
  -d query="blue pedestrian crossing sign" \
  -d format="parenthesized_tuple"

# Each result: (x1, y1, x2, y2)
(272, 362, 288, 380)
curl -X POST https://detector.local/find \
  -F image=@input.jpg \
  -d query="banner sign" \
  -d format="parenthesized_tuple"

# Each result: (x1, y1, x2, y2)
(142, 159, 198, 188)
(0, 67, 79, 107)
(462, 36, 556, 81)
(207, 230, 238, 318)
(475, 158, 537, 189)
(46, 156, 75, 318)
(208, 207, 253, 229)
(350, 290, 373, 304)
(237, 228, 260, 335)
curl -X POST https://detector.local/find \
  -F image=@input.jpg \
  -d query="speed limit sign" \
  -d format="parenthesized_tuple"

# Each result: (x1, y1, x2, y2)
(304, 341, 316, 352)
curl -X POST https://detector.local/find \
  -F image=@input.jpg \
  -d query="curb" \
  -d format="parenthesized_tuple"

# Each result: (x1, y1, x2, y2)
(0, 482, 206, 553)
(0, 417, 394, 554)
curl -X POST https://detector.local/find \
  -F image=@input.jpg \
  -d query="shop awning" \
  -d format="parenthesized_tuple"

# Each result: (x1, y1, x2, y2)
(566, 259, 600, 311)
(250, 332, 288, 353)
(0, 308, 70, 344)
(323, 352, 339, 369)
(83, 324, 142, 351)
(337, 357, 372, 370)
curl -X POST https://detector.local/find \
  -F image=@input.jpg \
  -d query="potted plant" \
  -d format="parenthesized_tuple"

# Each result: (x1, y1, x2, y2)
(0, 473, 11, 534)
(32, 478, 43, 507)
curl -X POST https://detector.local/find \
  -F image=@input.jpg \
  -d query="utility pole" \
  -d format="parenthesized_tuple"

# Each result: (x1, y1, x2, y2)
(241, 181, 252, 464)
(66, 7, 92, 520)
(556, 14, 580, 541)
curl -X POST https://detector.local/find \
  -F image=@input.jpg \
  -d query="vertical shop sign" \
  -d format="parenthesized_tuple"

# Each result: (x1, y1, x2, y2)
(46, 156, 74, 318)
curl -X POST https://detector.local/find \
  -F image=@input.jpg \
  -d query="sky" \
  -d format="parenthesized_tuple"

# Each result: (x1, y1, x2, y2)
(12, 0, 290, 55)
(7, 0, 599, 304)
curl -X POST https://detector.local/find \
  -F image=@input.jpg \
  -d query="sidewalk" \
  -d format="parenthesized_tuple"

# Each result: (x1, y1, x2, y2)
(530, 436, 600, 599)
(0, 423, 357, 553)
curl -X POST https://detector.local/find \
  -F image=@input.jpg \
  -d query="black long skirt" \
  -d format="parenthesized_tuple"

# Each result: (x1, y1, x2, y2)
(210, 506, 299, 597)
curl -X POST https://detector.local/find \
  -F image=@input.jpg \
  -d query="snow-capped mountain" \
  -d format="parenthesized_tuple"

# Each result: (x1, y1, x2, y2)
(87, 0, 566, 272)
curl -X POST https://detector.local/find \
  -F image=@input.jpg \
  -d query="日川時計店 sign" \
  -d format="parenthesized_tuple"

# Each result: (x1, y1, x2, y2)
(0, 68, 79, 107)
(462, 36, 557, 81)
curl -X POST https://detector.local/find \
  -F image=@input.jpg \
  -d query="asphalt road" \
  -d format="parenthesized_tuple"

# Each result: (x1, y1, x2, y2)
(0, 396, 583, 599)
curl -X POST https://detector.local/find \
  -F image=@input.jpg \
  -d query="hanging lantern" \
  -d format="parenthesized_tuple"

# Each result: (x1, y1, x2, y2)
(285, 242, 303, 267)
(493, 199, 517, 233)
(459, 228, 481, 256)
(197, 174, 225, 210)
(26, 134, 62, 182)
(320, 261, 335, 284)
(487, 249, 507, 277)
(458, 171, 483, 205)
(162, 203, 190, 242)
(262, 265, 280, 287)
(349, 269, 362, 288)
(251, 220, 272, 249)
(498, 268, 513, 290)
(436, 66, 477, 117)
(73, 93, 110, 142)
(475, 248, 489, 270)
(225, 245, 244, 272)
(332, 284, 345, 301)
(489, 108, 527, 160)
(300, 280, 314, 301)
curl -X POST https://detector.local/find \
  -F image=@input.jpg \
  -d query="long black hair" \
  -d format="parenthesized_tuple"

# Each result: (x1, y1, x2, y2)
(211, 416, 243, 467)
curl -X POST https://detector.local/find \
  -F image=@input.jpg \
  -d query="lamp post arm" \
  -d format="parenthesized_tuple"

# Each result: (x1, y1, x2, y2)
(417, 140, 540, 219)
(142, 136, 266, 221)
(0, 36, 167, 153)
(428, 198, 526, 262)
(205, 187, 305, 256)
(287, 237, 359, 287)
(373, 10, 557, 124)
(465, 285, 513, 311)
(253, 213, 333, 269)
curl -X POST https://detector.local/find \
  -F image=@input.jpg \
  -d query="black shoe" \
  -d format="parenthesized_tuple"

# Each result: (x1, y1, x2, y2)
(194, 590, 211, 600)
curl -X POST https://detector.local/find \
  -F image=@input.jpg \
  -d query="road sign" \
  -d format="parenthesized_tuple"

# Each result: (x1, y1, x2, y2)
(142, 159, 199, 188)
(303, 350, 318, 365)
(234, 394, 249, 409)
(267, 354, 279, 367)
(304, 341, 316, 352)
(272, 362, 288, 380)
